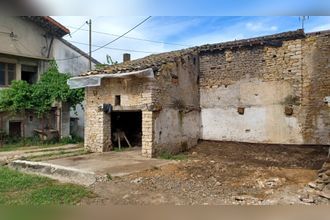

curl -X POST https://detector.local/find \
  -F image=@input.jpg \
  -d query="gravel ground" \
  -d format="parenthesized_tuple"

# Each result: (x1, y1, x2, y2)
(82, 141, 329, 205)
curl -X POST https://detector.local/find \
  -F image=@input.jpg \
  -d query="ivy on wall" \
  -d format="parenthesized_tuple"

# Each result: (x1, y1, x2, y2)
(0, 61, 84, 118)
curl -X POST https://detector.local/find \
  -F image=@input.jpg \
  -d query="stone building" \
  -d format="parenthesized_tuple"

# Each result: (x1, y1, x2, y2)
(0, 16, 99, 139)
(68, 29, 330, 158)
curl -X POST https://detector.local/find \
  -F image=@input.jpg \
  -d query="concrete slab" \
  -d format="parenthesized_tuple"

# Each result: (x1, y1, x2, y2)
(0, 144, 80, 165)
(43, 147, 175, 177)
(9, 160, 96, 186)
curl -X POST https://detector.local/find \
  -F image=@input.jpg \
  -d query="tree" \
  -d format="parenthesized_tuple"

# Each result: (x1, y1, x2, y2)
(0, 80, 33, 114)
(0, 61, 84, 136)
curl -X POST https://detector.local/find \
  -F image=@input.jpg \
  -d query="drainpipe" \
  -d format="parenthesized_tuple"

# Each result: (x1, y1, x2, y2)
(47, 36, 54, 58)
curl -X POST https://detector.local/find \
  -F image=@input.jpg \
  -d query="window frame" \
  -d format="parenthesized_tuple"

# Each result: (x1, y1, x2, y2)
(0, 62, 16, 87)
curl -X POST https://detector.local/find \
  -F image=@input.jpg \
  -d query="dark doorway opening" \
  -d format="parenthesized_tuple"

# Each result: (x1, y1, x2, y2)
(9, 121, 22, 137)
(111, 111, 142, 148)
(21, 65, 37, 84)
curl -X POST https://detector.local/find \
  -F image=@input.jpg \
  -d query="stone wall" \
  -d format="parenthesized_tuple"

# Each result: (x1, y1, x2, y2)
(199, 32, 330, 145)
(84, 53, 201, 157)
(84, 31, 329, 157)
(84, 77, 153, 153)
(300, 33, 330, 144)
(151, 53, 200, 156)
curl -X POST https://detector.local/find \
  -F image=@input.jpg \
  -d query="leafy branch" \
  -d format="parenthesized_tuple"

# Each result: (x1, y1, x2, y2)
(0, 61, 84, 118)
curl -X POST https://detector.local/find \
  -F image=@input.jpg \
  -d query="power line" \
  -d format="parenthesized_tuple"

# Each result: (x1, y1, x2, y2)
(66, 26, 192, 47)
(92, 16, 152, 53)
(68, 40, 156, 54)
(69, 22, 86, 36)
(56, 16, 152, 62)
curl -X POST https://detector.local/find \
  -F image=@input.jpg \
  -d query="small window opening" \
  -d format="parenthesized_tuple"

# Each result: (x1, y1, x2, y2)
(237, 107, 245, 115)
(115, 95, 121, 106)
(21, 65, 37, 84)
(284, 106, 293, 116)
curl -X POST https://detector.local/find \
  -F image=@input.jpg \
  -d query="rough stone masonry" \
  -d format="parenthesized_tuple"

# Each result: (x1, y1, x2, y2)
(68, 29, 330, 158)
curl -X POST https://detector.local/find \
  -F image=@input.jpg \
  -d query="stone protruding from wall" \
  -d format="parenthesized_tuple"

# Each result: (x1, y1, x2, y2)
(142, 111, 154, 158)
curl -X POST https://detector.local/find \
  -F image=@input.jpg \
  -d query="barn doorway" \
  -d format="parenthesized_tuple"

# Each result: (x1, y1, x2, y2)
(111, 111, 142, 148)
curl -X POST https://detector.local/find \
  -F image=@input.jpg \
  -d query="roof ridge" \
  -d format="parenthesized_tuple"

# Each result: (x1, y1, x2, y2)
(198, 29, 305, 51)
(58, 38, 101, 65)
(81, 29, 307, 76)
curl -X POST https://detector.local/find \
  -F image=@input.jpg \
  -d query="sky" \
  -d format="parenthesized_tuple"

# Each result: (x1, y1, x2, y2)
(52, 16, 330, 64)
(38, 0, 330, 16)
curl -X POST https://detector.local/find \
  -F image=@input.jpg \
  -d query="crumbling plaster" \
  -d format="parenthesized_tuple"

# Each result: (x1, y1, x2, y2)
(83, 31, 330, 157)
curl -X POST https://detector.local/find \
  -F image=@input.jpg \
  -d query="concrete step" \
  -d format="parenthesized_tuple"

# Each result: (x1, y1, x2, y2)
(0, 144, 83, 165)
(23, 148, 86, 162)
(23, 144, 82, 154)
(8, 160, 103, 186)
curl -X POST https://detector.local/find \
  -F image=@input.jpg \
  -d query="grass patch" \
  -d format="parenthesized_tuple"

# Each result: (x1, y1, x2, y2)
(159, 151, 187, 161)
(0, 136, 83, 152)
(0, 167, 93, 205)
(24, 149, 88, 162)
(0, 142, 62, 152)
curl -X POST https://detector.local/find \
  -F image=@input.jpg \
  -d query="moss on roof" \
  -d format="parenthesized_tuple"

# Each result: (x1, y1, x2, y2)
(81, 29, 306, 76)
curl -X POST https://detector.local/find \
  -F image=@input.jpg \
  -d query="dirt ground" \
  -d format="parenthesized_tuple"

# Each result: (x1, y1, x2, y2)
(82, 141, 329, 205)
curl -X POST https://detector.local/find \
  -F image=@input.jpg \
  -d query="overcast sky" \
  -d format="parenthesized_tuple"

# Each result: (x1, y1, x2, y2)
(52, 16, 330, 64)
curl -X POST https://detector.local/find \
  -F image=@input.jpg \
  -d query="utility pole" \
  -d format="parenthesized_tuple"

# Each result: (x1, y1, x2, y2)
(87, 19, 92, 70)
(299, 16, 309, 30)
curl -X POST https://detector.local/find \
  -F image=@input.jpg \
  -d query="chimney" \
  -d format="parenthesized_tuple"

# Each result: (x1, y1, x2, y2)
(123, 53, 131, 62)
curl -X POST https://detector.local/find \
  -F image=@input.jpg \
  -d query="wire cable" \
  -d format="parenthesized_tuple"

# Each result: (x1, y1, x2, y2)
(91, 16, 152, 53)
(66, 25, 192, 47)
(69, 22, 87, 36)
(68, 40, 156, 54)
(56, 16, 152, 62)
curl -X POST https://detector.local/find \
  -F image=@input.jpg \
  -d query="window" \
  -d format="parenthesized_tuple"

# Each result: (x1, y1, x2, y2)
(0, 63, 16, 86)
(115, 95, 121, 106)
(21, 65, 37, 84)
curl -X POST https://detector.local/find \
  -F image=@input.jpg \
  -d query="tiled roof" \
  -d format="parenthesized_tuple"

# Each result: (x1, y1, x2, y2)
(81, 47, 198, 76)
(22, 16, 70, 37)
(199, 29, 305, 52)
(80, 29, 306, 76)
